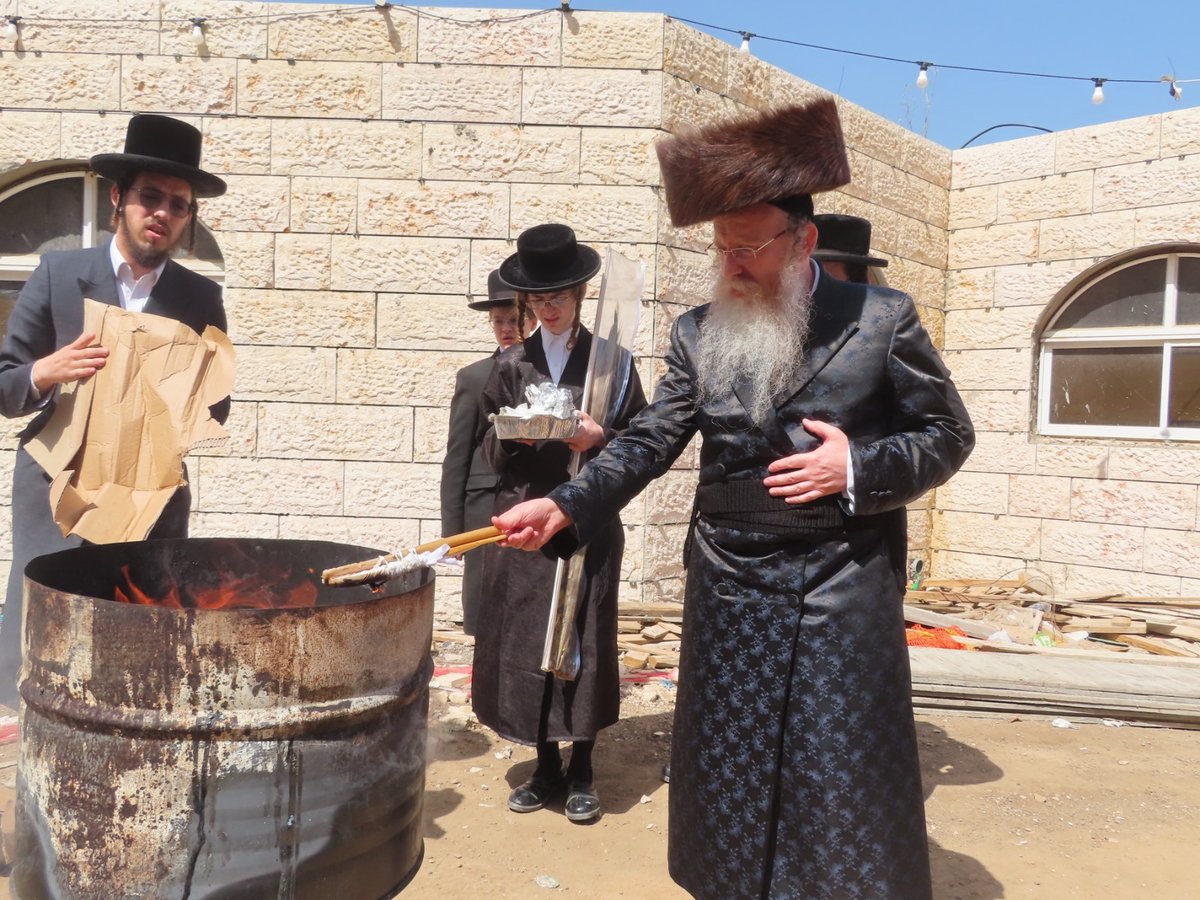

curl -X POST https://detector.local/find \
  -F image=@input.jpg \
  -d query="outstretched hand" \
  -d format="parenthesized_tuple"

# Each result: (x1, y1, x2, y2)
(31, 332, 108, 394)
(763, 418, 849, 504)
(493, 498, 573, 552)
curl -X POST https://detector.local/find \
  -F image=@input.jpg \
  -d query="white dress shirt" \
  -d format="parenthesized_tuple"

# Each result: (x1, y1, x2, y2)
(539, 326, 573, 385)
(109, 239, 166, 314)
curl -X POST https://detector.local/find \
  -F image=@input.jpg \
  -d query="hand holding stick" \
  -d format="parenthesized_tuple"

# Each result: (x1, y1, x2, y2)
(321, 526, 504, 587)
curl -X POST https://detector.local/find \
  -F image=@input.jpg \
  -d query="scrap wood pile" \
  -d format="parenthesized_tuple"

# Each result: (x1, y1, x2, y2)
(905, 576, 1200, 727)
(905, 575, 1200, 660)
(617, 602, 683, 671)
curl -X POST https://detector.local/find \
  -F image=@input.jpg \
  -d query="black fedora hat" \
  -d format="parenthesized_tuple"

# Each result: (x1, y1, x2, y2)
(468, 269, 519, 311)
(498, 223, 601, 293)
(91, 114, 227, 198)
(812, 214, 887, 267)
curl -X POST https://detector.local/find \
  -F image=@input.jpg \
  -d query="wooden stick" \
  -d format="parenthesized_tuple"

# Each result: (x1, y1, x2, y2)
(321, 526, 503, 585)
(445, 533, 507, 557)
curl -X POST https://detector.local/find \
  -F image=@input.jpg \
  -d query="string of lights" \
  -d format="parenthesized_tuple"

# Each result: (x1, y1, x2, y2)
(1, 3, 1195, 106)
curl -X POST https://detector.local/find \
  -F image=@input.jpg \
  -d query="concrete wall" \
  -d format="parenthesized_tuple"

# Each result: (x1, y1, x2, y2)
(0, 1, 1193, 620)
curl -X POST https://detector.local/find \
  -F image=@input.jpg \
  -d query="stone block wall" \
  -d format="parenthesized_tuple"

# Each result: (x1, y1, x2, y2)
(943, 107, 1200, 595)
(0, 1, 961, 623)
(5, 1, 1191, 621)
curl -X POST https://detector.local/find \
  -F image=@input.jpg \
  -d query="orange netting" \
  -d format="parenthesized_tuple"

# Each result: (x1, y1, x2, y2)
(905, 624, 970, 650)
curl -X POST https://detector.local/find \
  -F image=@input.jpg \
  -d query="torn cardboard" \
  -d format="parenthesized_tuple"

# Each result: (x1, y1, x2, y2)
(25, 298, 235, 544)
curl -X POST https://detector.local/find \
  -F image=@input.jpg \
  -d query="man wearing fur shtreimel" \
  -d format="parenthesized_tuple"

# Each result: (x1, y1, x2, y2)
(494, 97, 974, 898)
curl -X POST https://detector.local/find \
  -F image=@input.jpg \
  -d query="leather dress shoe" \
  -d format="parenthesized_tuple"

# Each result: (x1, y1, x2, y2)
(507, 771, 566, 813)
(565, 781, 601, 822)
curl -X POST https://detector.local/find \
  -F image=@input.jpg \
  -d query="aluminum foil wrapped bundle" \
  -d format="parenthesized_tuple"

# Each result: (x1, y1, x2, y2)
(490, 382, 580, 440)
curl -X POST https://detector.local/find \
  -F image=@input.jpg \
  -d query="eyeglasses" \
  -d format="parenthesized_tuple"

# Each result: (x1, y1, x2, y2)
(127, 186, 194, 218)
(525, 292, 575, 310)
(707, 228, 791, 262)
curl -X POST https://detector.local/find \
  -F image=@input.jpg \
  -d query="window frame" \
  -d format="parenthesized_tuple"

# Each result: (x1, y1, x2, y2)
(1037, 248, 1200, 441)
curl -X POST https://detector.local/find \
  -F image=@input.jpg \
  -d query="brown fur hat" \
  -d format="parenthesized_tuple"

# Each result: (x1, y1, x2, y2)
(656, 97, 851, 227)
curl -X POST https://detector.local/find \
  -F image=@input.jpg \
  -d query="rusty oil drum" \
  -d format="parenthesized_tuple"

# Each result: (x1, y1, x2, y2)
(12, 538, 433, 900)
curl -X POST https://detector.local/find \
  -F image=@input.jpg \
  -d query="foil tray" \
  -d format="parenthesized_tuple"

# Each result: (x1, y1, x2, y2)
(492, 414, 579, 441)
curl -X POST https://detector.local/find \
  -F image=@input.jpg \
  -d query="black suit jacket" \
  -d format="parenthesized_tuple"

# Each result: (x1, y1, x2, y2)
(0, 240, 228, 707)
(440, 350, 501, 634)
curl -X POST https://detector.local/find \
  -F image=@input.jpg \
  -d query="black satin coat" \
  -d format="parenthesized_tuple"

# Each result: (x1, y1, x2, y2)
(549, 272, 974, 899)
(471, 326, 646, 745)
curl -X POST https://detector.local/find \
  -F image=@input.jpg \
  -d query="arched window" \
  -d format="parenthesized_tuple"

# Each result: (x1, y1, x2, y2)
(0, 168, 223, 336)
(1037, 245, 1200, 441)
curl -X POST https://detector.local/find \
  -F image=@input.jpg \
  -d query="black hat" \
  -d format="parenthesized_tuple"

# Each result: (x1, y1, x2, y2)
(91, 114, 227, 198)
(812, 214, 888, 268)
(498, 223, 601, 293)
(468, 269, 519, 311)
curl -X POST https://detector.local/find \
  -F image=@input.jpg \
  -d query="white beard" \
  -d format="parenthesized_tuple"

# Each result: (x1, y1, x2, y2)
(695, 257, 814, 424)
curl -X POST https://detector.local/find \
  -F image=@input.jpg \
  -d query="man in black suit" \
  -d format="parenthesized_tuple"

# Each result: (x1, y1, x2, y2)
(440, 270, 528, 635)
(0, 114, 229, 708)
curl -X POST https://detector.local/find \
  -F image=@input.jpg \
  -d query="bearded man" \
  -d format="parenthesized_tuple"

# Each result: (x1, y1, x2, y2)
(0, 114, 229, 709)
(493, 98, 974, 899)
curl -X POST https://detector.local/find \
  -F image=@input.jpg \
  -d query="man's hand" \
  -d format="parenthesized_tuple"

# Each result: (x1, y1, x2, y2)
(493, 498, 573, 552)
(763, 418, 849, 504)
(30, 332, 108, 394)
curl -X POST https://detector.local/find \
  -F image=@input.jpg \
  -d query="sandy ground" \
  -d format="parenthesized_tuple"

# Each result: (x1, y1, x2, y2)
(407, 673, 1200, 900)
(1, 667, 1198, 899)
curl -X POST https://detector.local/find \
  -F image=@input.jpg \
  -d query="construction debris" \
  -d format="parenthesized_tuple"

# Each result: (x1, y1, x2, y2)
(905, 577, 1200, 660)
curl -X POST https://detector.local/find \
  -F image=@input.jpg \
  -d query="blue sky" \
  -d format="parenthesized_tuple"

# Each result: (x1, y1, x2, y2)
(300, 1, 1198, 149)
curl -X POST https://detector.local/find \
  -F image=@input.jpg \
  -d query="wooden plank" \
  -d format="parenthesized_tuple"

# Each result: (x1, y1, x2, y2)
(618, 602, 685, 619)
(904, 605, 998, 640)
(1061, 620, 1147, 635)
(1114, 634, 1200, 657)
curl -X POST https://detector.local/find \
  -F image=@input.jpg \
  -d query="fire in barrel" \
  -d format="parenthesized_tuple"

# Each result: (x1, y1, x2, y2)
(13, 538, 432, 900)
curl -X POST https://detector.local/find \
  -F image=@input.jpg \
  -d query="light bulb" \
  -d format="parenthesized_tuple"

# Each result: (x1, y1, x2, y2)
(191, 23, 205, 48)
(1091, 78, 1105, 105)
(916, 63, 930, 89)
(739, 32, 752, 55)
(3, 17, 19, 43)
(1170, 81, 1183, 101)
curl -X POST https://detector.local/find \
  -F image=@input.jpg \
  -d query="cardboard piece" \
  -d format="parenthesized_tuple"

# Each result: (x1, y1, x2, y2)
(25, 298, 235, 544)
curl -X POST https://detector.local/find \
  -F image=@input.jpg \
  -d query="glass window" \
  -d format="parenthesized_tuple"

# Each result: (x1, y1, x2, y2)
(0, 280, 24, 339)
(1169, 346, 1200, 428)
(0, 179, 86, 255)
(1039, 250, 1200, 441)
(1179, 257, 1200, 325)
(1052, 258, 1166, 329)
(1048, 347, 1161, 427)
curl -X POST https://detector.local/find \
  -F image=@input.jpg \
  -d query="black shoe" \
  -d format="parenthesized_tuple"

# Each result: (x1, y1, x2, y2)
(507, 771, 566, 813)
(565, 781, 601, 822)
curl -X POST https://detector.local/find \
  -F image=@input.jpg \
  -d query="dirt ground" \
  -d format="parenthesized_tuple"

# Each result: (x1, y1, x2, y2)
(1, 666, 1198, 899)
(409, 669, 1200, 900)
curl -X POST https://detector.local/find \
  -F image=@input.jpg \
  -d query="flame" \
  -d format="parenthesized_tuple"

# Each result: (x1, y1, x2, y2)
(113, 563, 320, 610)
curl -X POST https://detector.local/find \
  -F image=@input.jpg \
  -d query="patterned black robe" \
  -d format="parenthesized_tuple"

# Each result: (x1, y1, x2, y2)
(548, 272, 974, 898)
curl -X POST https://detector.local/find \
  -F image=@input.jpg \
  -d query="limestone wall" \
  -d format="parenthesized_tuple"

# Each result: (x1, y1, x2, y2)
(944, 109, 1200, 595)
(6, 1, 1191, 618)
(0, 1, 961, 621)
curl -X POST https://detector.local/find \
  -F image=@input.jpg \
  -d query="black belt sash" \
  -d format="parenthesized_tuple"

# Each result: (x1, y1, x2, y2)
(694, 479, 847, 537)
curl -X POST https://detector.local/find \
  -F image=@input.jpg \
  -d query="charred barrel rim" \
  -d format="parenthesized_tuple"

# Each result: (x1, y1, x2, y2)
(23, 536, 426, 610)
(20, 537, 434, 737)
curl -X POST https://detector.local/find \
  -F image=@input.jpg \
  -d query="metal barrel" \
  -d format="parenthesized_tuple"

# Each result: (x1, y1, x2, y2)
(13, 538, 433, 900)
